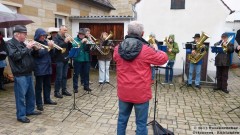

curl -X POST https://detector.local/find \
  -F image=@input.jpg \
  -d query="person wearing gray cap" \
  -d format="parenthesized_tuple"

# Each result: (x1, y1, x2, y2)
(6, 25, 42, 123)
(213, 33, 234, 94)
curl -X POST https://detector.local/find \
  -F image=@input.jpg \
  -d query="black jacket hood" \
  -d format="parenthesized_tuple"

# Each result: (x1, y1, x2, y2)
(118, 34, 149, 61)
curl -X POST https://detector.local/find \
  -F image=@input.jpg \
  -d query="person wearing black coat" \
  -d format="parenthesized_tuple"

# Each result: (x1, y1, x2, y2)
(214, 33, 234, 94)
(0, 32, 7, 90)
(33, 28, 57, 111)
(53, 25, 72, 98)
(6, 25, 41, 123)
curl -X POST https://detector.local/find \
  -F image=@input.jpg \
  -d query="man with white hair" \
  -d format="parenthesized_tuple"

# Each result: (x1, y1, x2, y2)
(113, 21, 168, 135)
(6, 25, 42, 123)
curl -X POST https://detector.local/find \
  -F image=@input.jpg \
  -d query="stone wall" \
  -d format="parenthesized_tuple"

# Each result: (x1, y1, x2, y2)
(0, 0, 115, 37)
(109, 0, 137, 16)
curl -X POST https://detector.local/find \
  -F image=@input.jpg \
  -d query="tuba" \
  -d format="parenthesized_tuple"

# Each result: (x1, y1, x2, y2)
(148, 35, 156, 44)
(188, 32, 209, 63)
(164, 36, 173, 53)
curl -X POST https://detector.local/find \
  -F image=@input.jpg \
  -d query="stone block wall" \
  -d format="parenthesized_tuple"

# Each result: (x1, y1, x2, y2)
(0, 0, 117, 37)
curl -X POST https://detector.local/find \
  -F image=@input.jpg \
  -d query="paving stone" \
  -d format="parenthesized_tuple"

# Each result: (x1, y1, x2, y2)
(0, 69, 240, 134)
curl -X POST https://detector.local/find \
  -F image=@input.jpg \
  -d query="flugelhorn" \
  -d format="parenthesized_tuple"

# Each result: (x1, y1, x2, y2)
(65, 33, 81, 47)
(46, 39, 66, 53)
(25, 39, 51, 51)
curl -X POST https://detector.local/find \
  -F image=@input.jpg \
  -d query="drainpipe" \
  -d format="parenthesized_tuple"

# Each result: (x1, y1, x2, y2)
(132, 0, 141, 20)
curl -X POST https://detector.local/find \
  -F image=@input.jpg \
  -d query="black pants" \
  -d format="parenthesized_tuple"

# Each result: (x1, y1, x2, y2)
(216, 66, 229, 90)
(0, 67, 4, 89)
(35, 75, 51, 106)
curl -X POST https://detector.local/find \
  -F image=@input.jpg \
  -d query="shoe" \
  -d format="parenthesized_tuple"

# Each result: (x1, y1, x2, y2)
(222, 89, 229, 94)
(84, 87, 92, 91)
(17, 117, 30, 123)
(37, 105, 44, 111)
(74, 89, 78, 93)
(99, 82, 103, 85)
(195, 85, 201, 89)
(54, 92, 63, 98)
(89, 81, 93, 84)
(26, 111, 42, 116)
(44, 100, 57, 105)
(213, 87, 221, 90)
(62, 91, 72, 96)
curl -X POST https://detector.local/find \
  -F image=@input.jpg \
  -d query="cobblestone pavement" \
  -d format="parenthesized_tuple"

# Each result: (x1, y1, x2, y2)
(0, 69, 240, 135)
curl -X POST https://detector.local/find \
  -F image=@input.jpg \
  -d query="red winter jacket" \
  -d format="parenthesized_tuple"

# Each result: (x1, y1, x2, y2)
(113, 35, 168, 104)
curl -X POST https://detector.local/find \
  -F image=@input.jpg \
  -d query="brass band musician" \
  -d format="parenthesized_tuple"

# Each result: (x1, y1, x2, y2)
(33, 28, 57, 111)
(187, 33, 202, 89)
(164, 34, 179, 83)
(214, 33, 234, 93)
(53, 25, 72, 98)
(72, 28, 92, 92)
(96, 32, 114, 84)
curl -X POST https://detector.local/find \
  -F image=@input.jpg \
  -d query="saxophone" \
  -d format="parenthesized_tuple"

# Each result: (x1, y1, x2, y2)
(187, 32, 209, 63)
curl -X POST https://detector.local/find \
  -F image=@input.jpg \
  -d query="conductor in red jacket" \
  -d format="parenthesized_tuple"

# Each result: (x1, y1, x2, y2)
(113, 21, 168, 135)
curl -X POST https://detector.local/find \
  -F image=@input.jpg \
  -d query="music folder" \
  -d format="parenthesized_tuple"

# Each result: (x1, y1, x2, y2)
(211, 46, 224, 53)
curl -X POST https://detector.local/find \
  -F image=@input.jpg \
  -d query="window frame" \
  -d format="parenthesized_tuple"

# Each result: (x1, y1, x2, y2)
(171, 0, 185, 10)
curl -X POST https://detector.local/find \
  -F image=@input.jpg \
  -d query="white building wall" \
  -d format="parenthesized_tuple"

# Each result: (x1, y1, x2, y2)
(136, 0, 232, 76)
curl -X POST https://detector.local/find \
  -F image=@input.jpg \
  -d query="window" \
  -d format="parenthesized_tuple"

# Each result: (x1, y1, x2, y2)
(55, 15, 65, 28)
(171, 0, 185, 9)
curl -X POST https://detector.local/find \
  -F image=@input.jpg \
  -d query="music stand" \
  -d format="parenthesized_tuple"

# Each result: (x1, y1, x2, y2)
(62, 89, 91, 122)
(147, 66, 174, 135)
(179, 43, 196, 91)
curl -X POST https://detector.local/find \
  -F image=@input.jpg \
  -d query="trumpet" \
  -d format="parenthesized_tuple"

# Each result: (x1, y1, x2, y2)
(25, 39, 51, 51)
(65, 33, 81, 47)
(46, 39, 66, 53)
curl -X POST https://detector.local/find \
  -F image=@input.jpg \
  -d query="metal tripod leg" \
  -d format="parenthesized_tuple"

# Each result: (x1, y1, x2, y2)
(79, 90, 97, 97)
(228, 106, 240, 113)
(62, 91, 91, 122)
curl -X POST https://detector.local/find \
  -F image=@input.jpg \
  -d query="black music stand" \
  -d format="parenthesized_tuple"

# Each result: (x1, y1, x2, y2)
(62, 89, 91, 122)
(179, 43, 196, 91)
(148, 66, 174, 135)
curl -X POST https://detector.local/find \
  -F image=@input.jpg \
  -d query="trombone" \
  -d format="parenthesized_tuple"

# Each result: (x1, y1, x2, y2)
(46, 39, 66, 53)
(25, 39, 51, 51)
(65, 33, 81, 47)
(215, 35, 234, 53)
